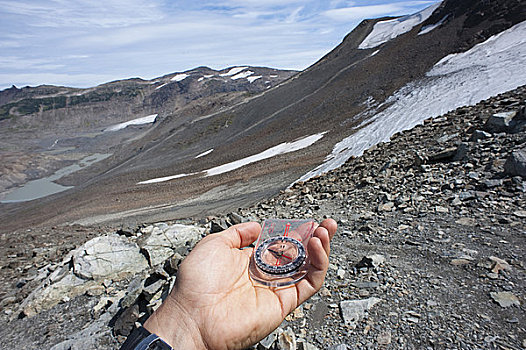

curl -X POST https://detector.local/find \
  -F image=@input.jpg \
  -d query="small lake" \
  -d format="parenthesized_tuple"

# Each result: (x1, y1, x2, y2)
(1, 153, 111, 203)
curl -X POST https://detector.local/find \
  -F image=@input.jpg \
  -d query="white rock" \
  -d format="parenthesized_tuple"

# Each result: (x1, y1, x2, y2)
(22, 273, 99, 317)
(340, 297, 382, 328)
(277, 327, 296, 350)
(141, 224, 204, 266)
(73, 234, 148, 280)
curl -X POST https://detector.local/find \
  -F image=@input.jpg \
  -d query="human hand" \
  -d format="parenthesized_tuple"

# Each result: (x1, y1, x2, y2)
(144, 219, 337, 349)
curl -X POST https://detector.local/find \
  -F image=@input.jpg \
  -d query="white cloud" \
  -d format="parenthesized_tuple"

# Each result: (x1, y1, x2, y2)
(0, 56, 64, 70)
(323, 1, 436, 21)
(0, 0, 440, 89)
(217, 0, 305, 7)
(324, 4, 406, 21)
(286, 6, 304, 23)
(0, 72, 119, 88)
(0, 0, 163, 28)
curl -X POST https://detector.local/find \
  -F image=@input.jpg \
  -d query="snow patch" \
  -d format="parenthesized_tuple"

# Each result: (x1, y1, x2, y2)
(171, 74, 189, 82)
(220, 67, 248, 77)
(205, 133, 326, 177)
(195, 149, 214, 158)
(419, 15, 448, 35)
(105, 114, 158, 132)
(358, 2, 441, 49)
(298, 20, 526, 182)
(137, 172, 197, 185)
(231, 71, 254, 80)
(155, 83, 169, 90)
(247, 75, 262, 83)
(198, 75, 214, 82)
(138, 133, 326, 185)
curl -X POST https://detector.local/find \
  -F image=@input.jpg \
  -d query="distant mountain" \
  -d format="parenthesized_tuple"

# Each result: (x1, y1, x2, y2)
(0, 66, 296, 197)
(0, 0, 525, 231)
(0, 66, 296, 131)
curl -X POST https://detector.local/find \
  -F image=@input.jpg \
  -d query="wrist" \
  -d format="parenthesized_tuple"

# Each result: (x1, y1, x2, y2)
(144, 296, 206, 349)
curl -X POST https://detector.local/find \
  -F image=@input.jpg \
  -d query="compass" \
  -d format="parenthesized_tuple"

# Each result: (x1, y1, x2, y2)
(249, 219, 316, 287)
(254, 236, 306, 275)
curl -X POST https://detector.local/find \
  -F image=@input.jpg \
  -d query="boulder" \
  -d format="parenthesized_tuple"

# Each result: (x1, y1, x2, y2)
(73, 234, 148, 280)
(141, 224, 204, 266)
(484, 109, 525, 133)
(470, 129, 492, 141)
(21, 273, 99, 317)
(504, 149, 526, 178)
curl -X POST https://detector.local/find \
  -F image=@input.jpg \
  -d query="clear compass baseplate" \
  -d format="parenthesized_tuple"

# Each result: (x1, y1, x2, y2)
(249, 219, 317, 287)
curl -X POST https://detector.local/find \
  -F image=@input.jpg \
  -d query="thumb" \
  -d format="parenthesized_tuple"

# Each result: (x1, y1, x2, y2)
(219, 222, 261, 249)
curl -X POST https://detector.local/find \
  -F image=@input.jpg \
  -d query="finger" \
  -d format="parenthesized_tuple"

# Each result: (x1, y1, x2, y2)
(295, 236, 329, 305)
(313, 226, 330, 257)
(319, 218, 337, 240)
(219, 222, 261, 249)
(307, 236, 329, 278)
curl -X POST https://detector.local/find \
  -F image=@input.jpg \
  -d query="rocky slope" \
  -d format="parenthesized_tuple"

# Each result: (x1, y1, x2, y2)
(0, 85, 524, 349)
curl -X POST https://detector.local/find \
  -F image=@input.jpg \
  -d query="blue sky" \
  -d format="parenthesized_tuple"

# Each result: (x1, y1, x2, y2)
(0, 0, 437, 90)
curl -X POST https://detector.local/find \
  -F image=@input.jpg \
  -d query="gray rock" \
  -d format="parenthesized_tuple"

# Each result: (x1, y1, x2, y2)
(459, 191, 476, 201)
(504, 149, 526, 178)
(19, 234, 151, 318)
(490, 292, 520, 308)
(142, 279, 165, 300)
(120, 276, 144, 308)
(378, 202, 394, 212)
(164, 252, 184, 275)
(73, 234, 148, 280)
(211, 219, 228, 233)
(141, 224, 204, 266)
(482, 179, 503, 188)
(468, 171, 480, 179)
(470, 130, 492, 141)
(49, 297, 120, 350)
(355, 254, 385, 269)
(350, 281, 379, 289)
(228, 212, 244, 225)
(484, 111, 518, 133)
(453, 143, 469, 161)
(428, 147, 458, 162)
(340, 297, 382, 328)
(113, 304, 140, 337)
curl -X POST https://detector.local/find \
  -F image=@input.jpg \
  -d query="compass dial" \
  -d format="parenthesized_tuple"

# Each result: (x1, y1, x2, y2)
(254, 236, 306, 275)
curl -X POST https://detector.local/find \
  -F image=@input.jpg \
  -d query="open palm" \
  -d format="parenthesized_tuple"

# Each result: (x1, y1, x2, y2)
(145, 220, 337, 350)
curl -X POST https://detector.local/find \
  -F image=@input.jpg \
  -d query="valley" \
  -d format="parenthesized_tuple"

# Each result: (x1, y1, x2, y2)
(0, 1, 525, 348)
